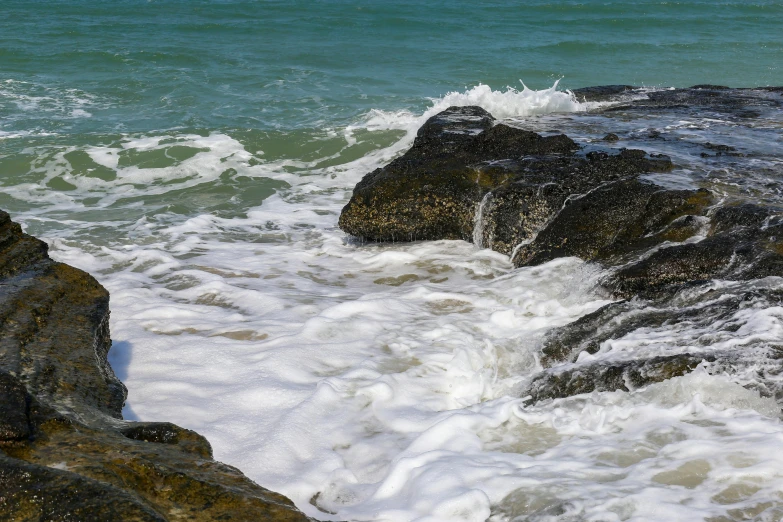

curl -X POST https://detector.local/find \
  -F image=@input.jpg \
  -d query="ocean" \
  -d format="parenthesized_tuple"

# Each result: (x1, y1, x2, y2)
(2, 1, 783, 520)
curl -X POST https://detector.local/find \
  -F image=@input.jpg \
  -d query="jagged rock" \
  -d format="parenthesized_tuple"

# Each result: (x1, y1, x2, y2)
(528, 282, 783, 403)
(604, 85, 783, 118)
(339, 106, 582, 243)
(0, 371, 30, 442)
(340, 93, 783, 406)
(511, 179, 712, 266)
(526, 353, 714, 403)
(1, 454, 167, 522)
(339, 105, 673, 250)
(0, 210, 314, 522)
(608, 205, 783, 299)
(0, 210, 125, 424)
(475, 150, 675, 256)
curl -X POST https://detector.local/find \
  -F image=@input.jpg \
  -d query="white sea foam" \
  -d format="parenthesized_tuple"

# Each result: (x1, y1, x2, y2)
(349, 82, 597, 160)
(10, 83, 783, 521)
(0, 78, 105, 123)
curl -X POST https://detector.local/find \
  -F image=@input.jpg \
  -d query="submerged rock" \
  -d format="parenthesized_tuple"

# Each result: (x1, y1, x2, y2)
(528, 282, 783, 403)
(0, 210, 314, 521)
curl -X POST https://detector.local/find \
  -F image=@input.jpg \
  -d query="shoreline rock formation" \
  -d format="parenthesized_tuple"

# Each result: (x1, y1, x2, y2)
(0, 210, 313, 521)
(340, 86, 783, 406)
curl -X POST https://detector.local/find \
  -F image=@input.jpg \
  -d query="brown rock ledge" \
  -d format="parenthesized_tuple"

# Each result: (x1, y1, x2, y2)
(0, 210, 314, 521)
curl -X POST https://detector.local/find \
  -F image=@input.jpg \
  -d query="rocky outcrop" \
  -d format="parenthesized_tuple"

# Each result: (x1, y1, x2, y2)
(608, 204, 783, 299)
(0, 210, 313, 521)
(339, 104, 712, 263)
(339, 86, 783, 406)
(339, 106, 675, 248)
(511, 179, 712, 267)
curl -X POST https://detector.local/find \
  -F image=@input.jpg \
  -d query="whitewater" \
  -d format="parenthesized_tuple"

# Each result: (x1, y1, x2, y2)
(2, 82, 781, 521)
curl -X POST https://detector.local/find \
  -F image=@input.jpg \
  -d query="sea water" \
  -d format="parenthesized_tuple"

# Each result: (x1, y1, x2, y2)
(2, 1, 783, 520)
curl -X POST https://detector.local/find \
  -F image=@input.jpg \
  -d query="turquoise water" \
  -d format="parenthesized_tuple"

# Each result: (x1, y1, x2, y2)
(2, 0, 781, 225)
(2, 0, 782, 136)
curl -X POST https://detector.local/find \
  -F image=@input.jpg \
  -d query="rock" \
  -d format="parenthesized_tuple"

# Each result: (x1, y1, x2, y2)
(120, 421, 213, 459)
(528, 284, 783, 403)
(0, 454, 166, 522)
(475, 150, 674, 255)
(602, 132, 619, 142)
(608, 206, 783, 299)
(0, 210, 315, 522)
(0, 210, 125, 424)
(340, 93, 783, 407)
(338, 106, 580, 243)
(0, 371, 30, 442)
(710, 203, 772, 234)
(526, 353, 713, 403)
(339, 106, 672, 251)
(604, 85, 783, 118)
(511, 179, 712, 267)
(571, 85, 637, 102)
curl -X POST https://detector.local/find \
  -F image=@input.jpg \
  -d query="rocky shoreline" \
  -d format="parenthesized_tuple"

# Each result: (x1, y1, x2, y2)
(340, 85, 783, 407)
(3, 85, 782, 520)
(0, 210, 313, 521)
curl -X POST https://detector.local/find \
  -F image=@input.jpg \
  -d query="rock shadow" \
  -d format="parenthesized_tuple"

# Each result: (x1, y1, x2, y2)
(107, 340, 139, 421)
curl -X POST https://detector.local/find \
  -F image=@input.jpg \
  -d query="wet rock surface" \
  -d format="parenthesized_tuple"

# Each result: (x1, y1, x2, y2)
(530, 281, 783, 404)
(340, 105, 673, 250)
(340, 86, 783, 406)
(0, 210, 313, 521)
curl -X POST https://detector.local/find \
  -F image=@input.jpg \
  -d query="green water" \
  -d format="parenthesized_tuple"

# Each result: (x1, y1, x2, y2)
(1, 0, 781, 232)
(2, 0, 781, 136)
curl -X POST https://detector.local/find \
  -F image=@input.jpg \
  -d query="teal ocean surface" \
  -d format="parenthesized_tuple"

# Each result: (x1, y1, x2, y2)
(3, 2, 783, 520)
(2, 0, 782, 134)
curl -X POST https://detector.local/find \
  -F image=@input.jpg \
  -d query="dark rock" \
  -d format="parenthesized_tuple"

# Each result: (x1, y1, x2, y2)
(710, 203, 772, 234)
(0, 210, 315, 522)
(700, 141, 745, 157)
(604, 86, 783, 118)
(690, 84, 732, 90)
(339, 106, 581, 243)
(0, 371, 30, 442)
(2, 416, 313, 522)
(571, 85, 637, 102)
(608, 234, 739, 299)
(608, 207, 783, 299)
(527, 353, 712, 403)
(602, 133, 619, 142)
(478, 151, 674, 255)
(340, 106, 672, 251)
(340, 94, 783, 407)
(121, 422, 213, 459)
(704, 142, 736, 152)
(0, 454, 166, 522)
(529, 284, 783, 403)
(0, 210, 125, 423)
(512, 179, 712, 267)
